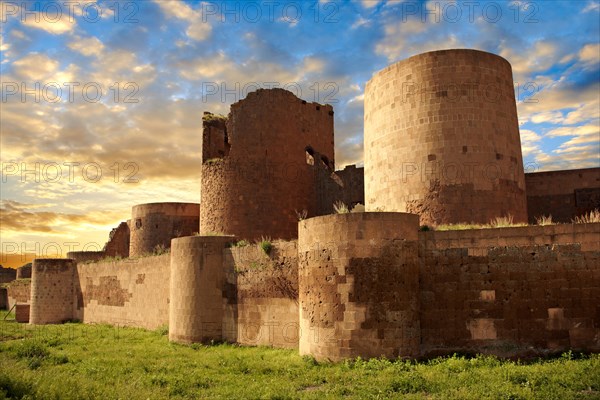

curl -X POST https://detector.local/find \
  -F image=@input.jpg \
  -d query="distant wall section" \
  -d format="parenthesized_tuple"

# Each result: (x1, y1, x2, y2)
(525, 168, 600, 223)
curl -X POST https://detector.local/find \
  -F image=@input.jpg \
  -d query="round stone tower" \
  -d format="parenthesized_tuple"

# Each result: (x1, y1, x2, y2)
(364, 49, 527, 226)
(169, 235, 233, 344)
(298, 212, 421, 361)
(129, 202, 200, 257)
(29, 258, 75, 324)
(200, 88, 335, 240)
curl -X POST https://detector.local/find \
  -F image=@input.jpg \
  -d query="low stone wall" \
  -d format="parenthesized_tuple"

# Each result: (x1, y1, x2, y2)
(74, 254, 170, 329)
(15, 304, 30, 323)
(223, 240, 299, 349)
(420, 244, 600, 357)
(6, 279, 31, 310)
(420, 223, 600, 252)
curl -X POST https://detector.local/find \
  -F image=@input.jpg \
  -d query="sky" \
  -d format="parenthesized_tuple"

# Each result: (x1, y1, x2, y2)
(0, 0, 599, 268)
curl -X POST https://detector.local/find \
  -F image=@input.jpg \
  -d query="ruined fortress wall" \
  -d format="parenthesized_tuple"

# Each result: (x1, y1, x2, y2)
(30, 259, 75, 324)
(104, 221, 130, 258)
(419, 243, 600, 356)
(525, 168, 600, 223)
(169, 236, 232, 344)
(73, 254, 170, 329)
(0, 266, 16, 284)
(129, 203, 200, 257)
(202, 112, 229, 163)
(316, 165, 365, 214)
(200, 89, 335, 240)
(223, 241, 299, 349)
(298, 213, 421, 361)
(364, 49, 527, 226)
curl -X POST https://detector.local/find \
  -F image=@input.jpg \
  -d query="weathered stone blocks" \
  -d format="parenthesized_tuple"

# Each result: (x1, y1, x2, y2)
(298, 212, 421, 361)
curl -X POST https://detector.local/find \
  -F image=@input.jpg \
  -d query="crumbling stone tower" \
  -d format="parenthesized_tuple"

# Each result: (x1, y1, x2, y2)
(364, 49, 528, 226)
(200, 88, 335, 240)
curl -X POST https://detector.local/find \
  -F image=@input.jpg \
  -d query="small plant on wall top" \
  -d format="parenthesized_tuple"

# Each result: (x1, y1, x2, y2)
(535, 215, 554, 226)
(258, 237, 272, 255)
(333, 201, 349, 214)
(152, 244, 169, 256)
(573, 209, 600, 223)
(295, 209, 308, 221)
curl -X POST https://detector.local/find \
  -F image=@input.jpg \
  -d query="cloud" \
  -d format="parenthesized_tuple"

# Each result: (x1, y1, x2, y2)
(359, 0, 382, 9)
(374, 16, 463, 62)
(519, 129, 542, 158)
(579, 43, 600, 67)
(499, 41, 565, 81)
(545, 124, 599, 138)
(12, 53, 59, 80)
(154, 0, 211, 41)
(0, 200, 124, 234)
(68, 36, 105, 57)
(582, 1, 600, 13)
(352, 16, 370, 29)
(21, 11, 77, 35)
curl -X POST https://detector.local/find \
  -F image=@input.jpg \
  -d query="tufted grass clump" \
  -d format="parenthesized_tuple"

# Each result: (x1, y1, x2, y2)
(333, 201, 349, 214)
(257, 236, 272, 255)
(233, 239, 250, 247)
(573, 208, 600, 223)
(535, 214, 554, 226)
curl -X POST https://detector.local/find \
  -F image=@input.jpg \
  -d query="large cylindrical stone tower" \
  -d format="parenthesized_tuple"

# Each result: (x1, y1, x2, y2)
(30, 258, 75, 324)
(364, 49, 527, 226)
(169, 236, 233, 344)
(129, 202, 200, 257)
(298, 212, 421, 361)
(200, 88, 335, 241)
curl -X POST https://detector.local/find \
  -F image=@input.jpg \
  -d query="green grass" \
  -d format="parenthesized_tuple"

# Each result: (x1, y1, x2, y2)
(257, 237, 272, 255)
(0, 311, 598, 399)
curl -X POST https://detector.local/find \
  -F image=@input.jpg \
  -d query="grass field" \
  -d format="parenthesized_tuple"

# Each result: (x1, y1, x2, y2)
(0, 311, 599, 399)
